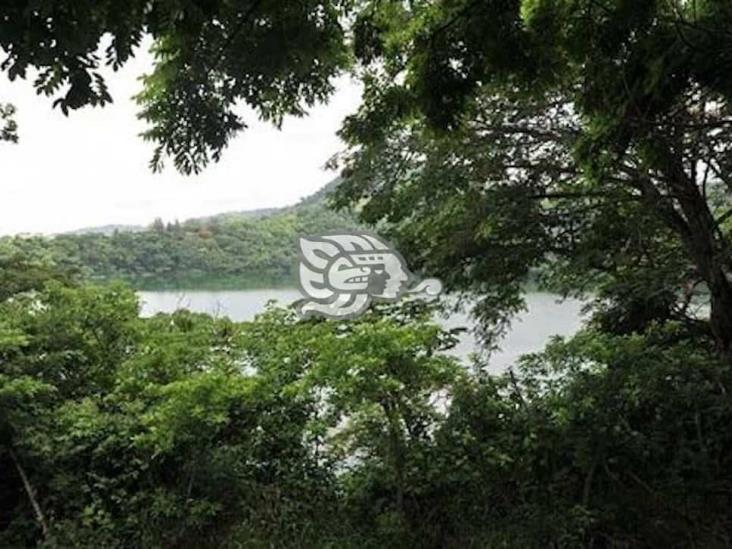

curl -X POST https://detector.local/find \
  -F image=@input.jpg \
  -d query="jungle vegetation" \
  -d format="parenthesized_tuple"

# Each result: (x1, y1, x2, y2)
(1, 0, 732, 546)
(0, 187, 360, 289)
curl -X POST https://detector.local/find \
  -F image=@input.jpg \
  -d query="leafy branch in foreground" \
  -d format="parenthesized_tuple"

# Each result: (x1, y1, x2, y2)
(0, 0, 348, 174)
(1, 268, 731, 546)
(0, 103, 17, 143)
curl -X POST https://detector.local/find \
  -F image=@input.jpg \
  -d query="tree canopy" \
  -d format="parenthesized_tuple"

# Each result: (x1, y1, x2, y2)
(0, 0, 348, 172)
(331, 0, 732, 357)
(3, 2, 732, 546)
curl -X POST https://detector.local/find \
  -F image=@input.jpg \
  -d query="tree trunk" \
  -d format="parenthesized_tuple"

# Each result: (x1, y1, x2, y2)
(706, 265, 732, 358)
(651, 147, 732, 358)
(381, 400, 406, 515)
(8, 446, 49, 540)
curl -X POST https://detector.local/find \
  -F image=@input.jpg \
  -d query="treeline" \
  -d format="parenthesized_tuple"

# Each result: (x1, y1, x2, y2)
(0, 201, 360, 288)
(1, 269, 731, 547)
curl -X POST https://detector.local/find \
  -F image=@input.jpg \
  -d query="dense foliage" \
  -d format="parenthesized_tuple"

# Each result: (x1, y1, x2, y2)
(0, 196, 359, 288)
(1, 265, 731, 547)
(329, 0, 732, 358)
(2, 1, 732, 546)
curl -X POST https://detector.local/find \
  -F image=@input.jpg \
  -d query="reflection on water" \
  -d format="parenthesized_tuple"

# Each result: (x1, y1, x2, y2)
(138, 289, 584, 373)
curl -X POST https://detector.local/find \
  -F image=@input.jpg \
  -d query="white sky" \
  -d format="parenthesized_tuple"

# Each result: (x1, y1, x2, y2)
(0, 42, 361, 236)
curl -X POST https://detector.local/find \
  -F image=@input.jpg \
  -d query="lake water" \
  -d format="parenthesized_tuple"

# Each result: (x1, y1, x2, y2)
(138, 289, 585, 373)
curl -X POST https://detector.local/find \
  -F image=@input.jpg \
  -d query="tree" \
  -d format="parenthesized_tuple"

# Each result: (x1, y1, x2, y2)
(327, 0, 732, 358)
(0, 0, 347, 173)
(238, 301, 465, 543)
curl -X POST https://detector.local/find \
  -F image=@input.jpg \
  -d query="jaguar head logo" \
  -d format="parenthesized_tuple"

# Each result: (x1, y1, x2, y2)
(296, 232, 442, 319)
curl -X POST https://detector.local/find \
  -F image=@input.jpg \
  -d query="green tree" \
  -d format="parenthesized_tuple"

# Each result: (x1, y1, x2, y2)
(0, 0, 347, 173)
(328, 0, 732, 357)
(239, 301, 465, 544)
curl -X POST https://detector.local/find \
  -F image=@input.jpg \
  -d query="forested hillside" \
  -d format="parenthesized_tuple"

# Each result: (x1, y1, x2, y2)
(0, 181, 360, 288)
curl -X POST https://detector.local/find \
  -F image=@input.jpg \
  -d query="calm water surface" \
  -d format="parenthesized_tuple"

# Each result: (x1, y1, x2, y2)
(138, 289, 584, 372)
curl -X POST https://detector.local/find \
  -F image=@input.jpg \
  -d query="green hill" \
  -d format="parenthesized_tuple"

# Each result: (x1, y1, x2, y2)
(0, 179, 363, 289)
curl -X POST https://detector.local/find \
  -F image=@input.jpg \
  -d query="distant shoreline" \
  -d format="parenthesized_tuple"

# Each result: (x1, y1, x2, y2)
(98, 274, 297, 292)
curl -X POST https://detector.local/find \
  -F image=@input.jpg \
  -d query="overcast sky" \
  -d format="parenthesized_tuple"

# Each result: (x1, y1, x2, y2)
(0, 42, 361, 236)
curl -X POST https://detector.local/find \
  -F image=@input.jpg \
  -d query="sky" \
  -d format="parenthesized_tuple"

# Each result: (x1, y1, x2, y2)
(0, 41, 362, 236)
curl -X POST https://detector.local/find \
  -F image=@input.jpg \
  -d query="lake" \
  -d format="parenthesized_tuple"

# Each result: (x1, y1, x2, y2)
(138, 289, 585, 373)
